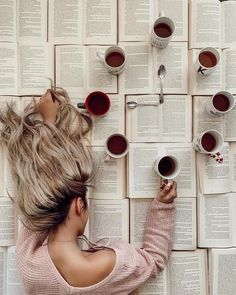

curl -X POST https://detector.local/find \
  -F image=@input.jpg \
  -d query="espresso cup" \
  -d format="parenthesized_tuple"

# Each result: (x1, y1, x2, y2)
(104, 133, 129, 161)
(195, 47, 220, 76)
(151, 11, 175, 49)
(205, 91, 235, 116)
(77, 91, 110, 117)
(193, 130, 224, 154)
(96, 46, 126, 75)
(153, 155, 181, 180)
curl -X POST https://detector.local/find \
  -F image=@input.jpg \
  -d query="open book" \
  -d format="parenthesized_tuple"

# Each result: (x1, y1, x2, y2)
(128, 143, 196, 198)
(189, 0, 236, 49)
(88, 199, 129, 244)
(0, 0, 47, 42)
(198, 193, 236, 248)
(0, 42, 53, 96)
(193, 95, 236, 141)
(209, 248, 236, 295)
(138, 250, 208, 295)
(189, 48, 236, 95)
(196, 143, 236, 194)
(49, 0, 117, 45)
(130, 198, 196, 250)
(119, 42, 188, 94)
(119, 0, 188, 42)
(89, 146, 126, 199)
(0, 246, 25, 295)
(55, 45, 117, 96)
(126, 95, 192, 142)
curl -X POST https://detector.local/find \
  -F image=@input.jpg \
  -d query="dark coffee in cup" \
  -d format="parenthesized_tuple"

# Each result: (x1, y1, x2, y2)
(105, 52, 125, 68)
(199, 51, 217, 68)
(154, 23, 172, 38)
(107, 134, 128, 155)
(86, 91, 110, 116)
(213, 94, 230, 112)
(201, 133, 216, 152)
(158, 156, 176, 177)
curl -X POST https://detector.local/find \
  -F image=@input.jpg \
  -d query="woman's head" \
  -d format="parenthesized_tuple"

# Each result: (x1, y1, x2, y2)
(0, 87, 94, 236)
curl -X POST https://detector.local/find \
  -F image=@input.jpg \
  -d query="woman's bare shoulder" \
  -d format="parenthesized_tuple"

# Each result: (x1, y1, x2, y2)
(67, 248, 116, 288)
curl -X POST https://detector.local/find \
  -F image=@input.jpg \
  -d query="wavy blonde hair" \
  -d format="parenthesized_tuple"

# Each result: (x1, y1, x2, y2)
(0, 87, 94, 235)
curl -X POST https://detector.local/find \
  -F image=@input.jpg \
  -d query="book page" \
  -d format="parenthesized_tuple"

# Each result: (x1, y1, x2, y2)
(0, 197, 16, 246)
(167, 250, 208, 295)
(48, 0, 82, 44)
(196, 143, 231, 194)
(0, 43, 18, 95)
(89, 199, 129, 243)
(224, 104, 236, 141)
(119, 42, 153, 94)
(189, 0, 221, 49)
(138, 269, 167, 295)
(173, 198, 196, 250)
(6, 246, 25, 295)
(130, 198, 196, 250)
(158, 0, 188, 42)
(230, 143, 236, 192)
(18, 43, 53, 95)
(198, 194, 232, 248)
(128, 143, 196, 198)
(55, 45, 86, 97)
(193, 96, 223, 138)
(223, 48, 236, 95)
(189, 49, 222, 95)
(126, 95, 191, 143)
(0, 0, 16, 42)
(153, 42, 188, 94)
(90, 147, 125, 199)
(91, 95, 125, 146)
(210, 248, 236, 295)
(83, 0, 117, 45)
(86, 46, 117, 93)
(0, 247, 6, 295)
(118, 0, 156, 42)
(17, 0, 47, 42)
(221, 2, 236, 48)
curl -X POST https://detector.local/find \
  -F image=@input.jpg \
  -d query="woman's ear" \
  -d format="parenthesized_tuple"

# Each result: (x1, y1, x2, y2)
(75, 197, 83, 216)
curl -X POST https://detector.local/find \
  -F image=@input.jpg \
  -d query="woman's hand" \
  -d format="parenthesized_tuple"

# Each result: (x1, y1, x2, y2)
(157, 180, 177, 204)
(38, 89, 60, 123)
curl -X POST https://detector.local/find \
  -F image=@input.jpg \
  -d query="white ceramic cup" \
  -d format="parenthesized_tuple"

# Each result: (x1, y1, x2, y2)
(193, 130, 224, 154)
(151, 11, 175, 49)
(205, 91, 235, 116)
(195, 47, 220, 76)
(153, 155, 181, 180)
(104, 133, 129, 161)
(96, 46, 126, 75)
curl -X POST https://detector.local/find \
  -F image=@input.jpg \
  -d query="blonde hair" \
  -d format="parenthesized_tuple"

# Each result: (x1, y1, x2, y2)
(0, 87, 94, 235)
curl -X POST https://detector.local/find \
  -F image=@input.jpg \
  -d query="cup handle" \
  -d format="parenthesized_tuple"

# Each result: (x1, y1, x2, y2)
(77, 102, 86, 109)
(96, 51, 105, 61)
(104, 154, 111, 163)
(159, 10, 165, 17)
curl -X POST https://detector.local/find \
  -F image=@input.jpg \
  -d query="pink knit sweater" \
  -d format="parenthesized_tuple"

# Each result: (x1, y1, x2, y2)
(16, 199, 176, 295)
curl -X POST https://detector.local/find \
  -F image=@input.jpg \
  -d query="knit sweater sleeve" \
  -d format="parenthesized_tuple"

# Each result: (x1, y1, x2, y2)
(104, 199, 176, 294)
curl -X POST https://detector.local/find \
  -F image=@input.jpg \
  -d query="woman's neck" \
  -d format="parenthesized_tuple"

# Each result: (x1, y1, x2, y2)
(48, 223, 79, 244)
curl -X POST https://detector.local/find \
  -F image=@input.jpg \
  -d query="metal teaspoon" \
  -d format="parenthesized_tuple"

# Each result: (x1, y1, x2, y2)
(127, 101, 158, 109)
(157, 64, 166, 104)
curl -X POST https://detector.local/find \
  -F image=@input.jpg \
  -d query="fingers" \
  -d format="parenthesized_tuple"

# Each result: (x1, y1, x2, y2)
(158, 180, 177, 203)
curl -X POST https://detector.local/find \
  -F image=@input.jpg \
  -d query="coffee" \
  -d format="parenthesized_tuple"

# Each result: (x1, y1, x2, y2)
(201, 133, 216, 152)
(158, 156, 175, 176)
(199, 51, 217, 68)
(88, 93, 110, 116)
(107, 135, 127, 155)
(154, 23, 172, 38)
(105, 52, 125, 67)
(213, 94, 230, 112)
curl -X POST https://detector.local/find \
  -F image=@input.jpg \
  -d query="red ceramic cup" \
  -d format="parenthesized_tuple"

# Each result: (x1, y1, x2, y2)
(77, 91, 110, 117)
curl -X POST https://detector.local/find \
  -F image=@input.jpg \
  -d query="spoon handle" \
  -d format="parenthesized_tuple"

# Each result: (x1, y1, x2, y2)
(159, 77, 164, 104)
(139, 103, 158, 106)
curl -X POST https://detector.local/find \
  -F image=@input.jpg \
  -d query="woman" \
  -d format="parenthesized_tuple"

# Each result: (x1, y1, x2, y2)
(0, 88, 177, 295)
